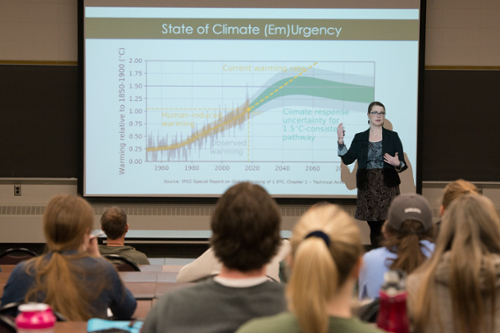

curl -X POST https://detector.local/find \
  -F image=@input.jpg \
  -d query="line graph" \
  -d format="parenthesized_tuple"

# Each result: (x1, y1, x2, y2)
(145, 60, 374, 162)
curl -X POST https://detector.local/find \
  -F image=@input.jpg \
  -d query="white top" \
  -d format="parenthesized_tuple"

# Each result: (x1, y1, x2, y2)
(358, 240, 435, 300)
(214, 276, 269, 288)
(177, 240, 291, 283)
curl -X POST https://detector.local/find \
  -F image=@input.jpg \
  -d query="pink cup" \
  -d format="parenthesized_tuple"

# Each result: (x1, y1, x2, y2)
(16, 303, 56, 333)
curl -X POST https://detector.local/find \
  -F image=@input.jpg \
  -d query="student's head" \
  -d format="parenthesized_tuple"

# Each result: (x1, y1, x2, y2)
(413, 194, 500, 333)
(101, 206, 128, 240)
(440, 179, 481, 214)
(211, 182, 281, 272)
(382, 193, 434, 274)
(438, 193, 500, 254)
(287, 204, 363, 333)
(43, 194, 94, 252)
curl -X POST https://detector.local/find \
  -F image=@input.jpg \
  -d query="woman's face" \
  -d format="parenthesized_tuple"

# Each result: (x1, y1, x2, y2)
(368, 105, 385, 126)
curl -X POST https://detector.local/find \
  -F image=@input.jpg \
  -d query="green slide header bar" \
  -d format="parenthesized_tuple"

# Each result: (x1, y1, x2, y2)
(86, 18, 418, 41)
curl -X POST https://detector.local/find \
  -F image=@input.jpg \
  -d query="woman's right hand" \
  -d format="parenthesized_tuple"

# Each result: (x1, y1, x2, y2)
(337, 123, 345, 144)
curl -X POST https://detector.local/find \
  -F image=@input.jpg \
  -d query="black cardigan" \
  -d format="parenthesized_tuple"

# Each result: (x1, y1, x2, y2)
(340, 127, 407, 189)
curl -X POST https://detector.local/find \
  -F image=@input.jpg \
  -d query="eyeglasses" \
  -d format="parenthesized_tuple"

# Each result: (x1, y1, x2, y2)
(370, 112, 386, 116)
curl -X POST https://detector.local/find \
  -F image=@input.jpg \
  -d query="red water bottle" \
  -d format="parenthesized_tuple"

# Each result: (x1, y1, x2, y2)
(16, 303, 56, 333)
(376, 270, 409, 333)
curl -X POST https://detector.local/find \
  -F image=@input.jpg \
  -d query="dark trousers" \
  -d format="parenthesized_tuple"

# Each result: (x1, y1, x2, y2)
(367, 220, 384, 249)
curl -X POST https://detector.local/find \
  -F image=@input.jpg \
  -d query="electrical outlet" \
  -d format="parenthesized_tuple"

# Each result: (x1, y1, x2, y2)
(14, 185, 21, 196)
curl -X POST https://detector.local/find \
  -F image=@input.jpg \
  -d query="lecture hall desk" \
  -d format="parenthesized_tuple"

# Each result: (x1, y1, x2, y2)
(1, 265, 193, 331)
(1, 265, 191, 300)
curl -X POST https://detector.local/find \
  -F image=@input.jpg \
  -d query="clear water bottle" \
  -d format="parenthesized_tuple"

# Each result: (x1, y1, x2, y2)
(376, 270, 409, 333)
(16, 303, 56, 333)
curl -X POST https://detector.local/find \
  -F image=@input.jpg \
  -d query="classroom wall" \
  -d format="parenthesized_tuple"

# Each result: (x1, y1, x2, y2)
(1, 180, 499, 244)
(425, 0, 500, 67)
(0, 0, 77, 63)
(2, 0, 500, 66)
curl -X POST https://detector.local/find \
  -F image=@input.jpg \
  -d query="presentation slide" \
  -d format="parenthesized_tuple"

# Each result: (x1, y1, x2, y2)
(83, 1, 422, 198)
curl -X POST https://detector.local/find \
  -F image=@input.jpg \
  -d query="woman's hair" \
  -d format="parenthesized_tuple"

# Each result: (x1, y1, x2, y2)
(368, 101, 385, 113)
(383, 220, 434, 274)
(442, 179, 481, 209)
(412, 194, 500, 333)
(367, 101, 385, 124)
(25, 194, 108, 321)
(287, 204, 363, 333)
(43, 194, 94, 251)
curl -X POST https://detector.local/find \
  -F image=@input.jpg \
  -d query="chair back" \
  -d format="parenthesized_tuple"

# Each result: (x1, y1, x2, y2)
(103, 255, 140, 271)
(0, 248, 38, 265)
(0, 314, 15, 333)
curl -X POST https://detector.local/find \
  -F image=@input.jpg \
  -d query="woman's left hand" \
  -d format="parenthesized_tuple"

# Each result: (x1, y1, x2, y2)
(87, 236, 101, 257)
(384, 152, 400, 167)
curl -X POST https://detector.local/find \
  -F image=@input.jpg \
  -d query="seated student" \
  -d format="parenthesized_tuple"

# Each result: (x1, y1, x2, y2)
(141, 182, 287, 333)
(358, 193, 434, 300)
(99, 206, 150, 265)
(408, 194, 500, 333)
(176, 239, 290, 283)
(236, 204, 385, 333)
(1, 195, 136, 321)
(434, 179, 481, 237)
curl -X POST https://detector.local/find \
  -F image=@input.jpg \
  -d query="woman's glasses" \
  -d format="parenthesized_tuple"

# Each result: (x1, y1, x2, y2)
(370, 111, 386, 116)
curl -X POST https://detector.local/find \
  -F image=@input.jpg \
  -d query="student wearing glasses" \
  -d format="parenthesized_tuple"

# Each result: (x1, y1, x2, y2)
(337, 101, 407, 248)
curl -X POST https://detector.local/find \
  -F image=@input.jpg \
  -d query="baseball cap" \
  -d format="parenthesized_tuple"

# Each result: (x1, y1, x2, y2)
(387, 193, 433, 231)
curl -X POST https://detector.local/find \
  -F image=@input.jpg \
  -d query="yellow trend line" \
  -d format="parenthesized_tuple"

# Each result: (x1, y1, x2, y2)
(147, 62, 318, 152)
(149, 107, 244, 111)
(247, 108, 250, 161)
(244, 62, 316, 112)
(147, 107, 250, 151)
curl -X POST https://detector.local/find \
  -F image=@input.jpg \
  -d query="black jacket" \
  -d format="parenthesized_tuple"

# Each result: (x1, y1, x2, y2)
(340, 127, 407, 189)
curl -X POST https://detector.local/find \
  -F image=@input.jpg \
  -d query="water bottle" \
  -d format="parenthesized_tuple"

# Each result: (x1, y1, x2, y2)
(376, 270, 409, 333)
(16, 303, 56, 333)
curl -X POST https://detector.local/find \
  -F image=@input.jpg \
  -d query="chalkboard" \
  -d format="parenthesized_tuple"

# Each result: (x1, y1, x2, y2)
(422, 70, 500, 181)
(0, 65, 79, 178)
(1, 65, 499, 181)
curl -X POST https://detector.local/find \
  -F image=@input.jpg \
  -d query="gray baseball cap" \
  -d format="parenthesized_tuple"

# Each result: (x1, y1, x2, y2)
(388, 193, 433, 231)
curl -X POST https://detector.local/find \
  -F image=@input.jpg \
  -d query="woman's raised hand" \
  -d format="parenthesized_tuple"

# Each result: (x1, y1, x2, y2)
(337, 123, 345, 144)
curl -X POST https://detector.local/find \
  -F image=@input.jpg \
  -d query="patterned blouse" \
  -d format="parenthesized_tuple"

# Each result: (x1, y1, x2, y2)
(366, 141, 383, 170)
(338, 140, 405, 170)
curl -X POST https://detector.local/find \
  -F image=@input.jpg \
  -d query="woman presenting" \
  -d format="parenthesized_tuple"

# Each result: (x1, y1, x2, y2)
(337, 101, 407, 247)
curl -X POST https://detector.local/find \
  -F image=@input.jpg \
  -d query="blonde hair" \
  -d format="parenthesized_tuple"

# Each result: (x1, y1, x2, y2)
(25, 195, 109, 321)
(412, 194, 500, 333)
(287, 204, 363, 333)
(442, 179, 480, 209)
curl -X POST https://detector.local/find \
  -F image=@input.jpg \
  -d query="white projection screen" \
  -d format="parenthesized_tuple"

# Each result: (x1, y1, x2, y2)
(81, 0, 424, 199)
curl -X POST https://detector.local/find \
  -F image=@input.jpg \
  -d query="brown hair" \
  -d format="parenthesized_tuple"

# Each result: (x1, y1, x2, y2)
(383, 220, 434, 274)
(101, 206, 127, 240)
(211, 182, 281, 272)
(368, 101, 385, 113)
(412, 194, 500, 333)
(442, 179, 481, 209)
(25, 195, 109, 321)
(287, 204, 363, 333)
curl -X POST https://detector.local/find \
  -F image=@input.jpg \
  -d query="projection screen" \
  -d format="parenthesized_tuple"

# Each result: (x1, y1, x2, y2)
(81, 0, 423, 198)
